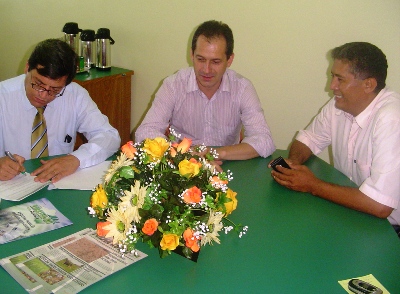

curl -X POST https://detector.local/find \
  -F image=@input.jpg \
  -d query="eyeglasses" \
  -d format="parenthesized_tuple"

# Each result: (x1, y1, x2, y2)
(30, 77, 66, 97)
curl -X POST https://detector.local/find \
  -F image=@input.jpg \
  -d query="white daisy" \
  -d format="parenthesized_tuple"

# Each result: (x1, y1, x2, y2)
(104, 153, 134, 183)
(200, 210, 224, 246)
(104, 207, 133, 245)
(118, 180, 147, 223)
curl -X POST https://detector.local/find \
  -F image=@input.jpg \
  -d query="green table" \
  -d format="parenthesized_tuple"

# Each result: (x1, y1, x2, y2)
(1, 150, 399, 293)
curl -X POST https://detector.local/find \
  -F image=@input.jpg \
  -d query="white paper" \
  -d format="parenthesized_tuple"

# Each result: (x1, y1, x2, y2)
(0, 173, 49, 201)
(51, 161, 111, 190)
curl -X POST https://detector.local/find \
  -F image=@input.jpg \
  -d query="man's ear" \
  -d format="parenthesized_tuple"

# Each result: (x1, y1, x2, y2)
(24, 62, 29, 74)
(227, 53, 235, 68)
(364, 77, 378, 94)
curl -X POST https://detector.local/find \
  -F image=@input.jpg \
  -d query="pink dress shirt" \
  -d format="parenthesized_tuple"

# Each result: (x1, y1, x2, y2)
(135, 68, 275, 158)
(296, 88, 400, 225)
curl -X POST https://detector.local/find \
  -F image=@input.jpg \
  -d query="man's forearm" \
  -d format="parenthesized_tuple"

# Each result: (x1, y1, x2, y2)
(309, 178, 393, 219)
(215, 143, 259, 160)
(288, 140, 313, 164)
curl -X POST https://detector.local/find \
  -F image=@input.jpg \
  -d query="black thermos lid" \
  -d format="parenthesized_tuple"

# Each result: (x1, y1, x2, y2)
(62, 22, 82, 34)
(95, 28, 115, 44)
(80, 29, 96, 41)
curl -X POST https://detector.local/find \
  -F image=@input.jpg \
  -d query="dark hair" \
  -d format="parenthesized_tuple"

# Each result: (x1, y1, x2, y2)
(28, 39, 77, 85)
(191, 20, 234, 59)
(331, 42, 387, 92)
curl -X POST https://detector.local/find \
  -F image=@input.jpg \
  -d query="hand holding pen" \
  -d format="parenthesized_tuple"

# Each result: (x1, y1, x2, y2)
(0, 151, 26, 181)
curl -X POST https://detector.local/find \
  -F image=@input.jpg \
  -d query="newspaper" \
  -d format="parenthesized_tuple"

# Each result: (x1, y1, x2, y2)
(0, 198, 72, 244)
(0, 228, 147, 294)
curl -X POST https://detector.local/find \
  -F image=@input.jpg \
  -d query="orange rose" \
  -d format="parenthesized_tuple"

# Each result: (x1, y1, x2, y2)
(183, 186, 202, 204)
(210, 175, 228, 186)
(97, 221, 111, 237)
(121, 141, 137, 159)
(142, 218, 158, 236)
(183, 228, 200, 252)
(177, 138, 192, 153)
(170, 142, 179, 157)
(160, 233, 179, 251)
(170, 138, 192, 157)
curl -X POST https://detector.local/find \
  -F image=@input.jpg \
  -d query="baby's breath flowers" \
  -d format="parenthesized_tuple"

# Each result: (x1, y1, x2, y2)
(88, 130, 246, 260)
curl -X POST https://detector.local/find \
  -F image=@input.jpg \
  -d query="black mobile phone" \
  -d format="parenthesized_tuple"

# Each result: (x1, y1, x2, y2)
(270, 156, 291, 172)
(348, 279, 383, 294)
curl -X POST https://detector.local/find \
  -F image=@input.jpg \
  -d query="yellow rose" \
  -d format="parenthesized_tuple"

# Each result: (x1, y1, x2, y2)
(90, 184, 108, 209)
(178, 158, 202, 178)
(160, 233, 179, 251)
(217, 188, 238, 216)
(143, 137, 169, 161)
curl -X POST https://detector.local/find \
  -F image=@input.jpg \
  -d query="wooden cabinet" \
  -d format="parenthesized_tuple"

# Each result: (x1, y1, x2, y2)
(74, 67, 134, 148)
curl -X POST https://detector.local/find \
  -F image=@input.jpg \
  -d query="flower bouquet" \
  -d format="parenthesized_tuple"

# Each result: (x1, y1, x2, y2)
(88, 132, 247, 260)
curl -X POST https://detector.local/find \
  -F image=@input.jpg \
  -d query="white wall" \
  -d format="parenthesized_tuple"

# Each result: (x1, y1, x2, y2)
(1, 0, 399, 163)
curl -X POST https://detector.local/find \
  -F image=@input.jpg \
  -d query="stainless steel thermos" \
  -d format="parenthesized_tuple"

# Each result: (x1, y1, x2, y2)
(62, 22, 82, 55)
(80, 29, 96, 68)
(95, 28, 115, 70)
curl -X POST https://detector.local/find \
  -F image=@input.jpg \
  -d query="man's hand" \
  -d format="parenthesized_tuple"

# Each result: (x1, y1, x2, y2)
(271, 163, 320, 194)
(192, 146, 223, 172)
(0, 155, 26, 181)
(31, 155, 80, 183)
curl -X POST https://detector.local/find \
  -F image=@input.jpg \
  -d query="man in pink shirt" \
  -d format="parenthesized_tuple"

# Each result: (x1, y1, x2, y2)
(135, 20, 275, 166)
(271, 42, 400, 232)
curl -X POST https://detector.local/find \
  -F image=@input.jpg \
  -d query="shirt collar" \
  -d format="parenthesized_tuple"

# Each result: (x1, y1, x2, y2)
(186, 67, 231, 95)
(340, 88, 387, 129)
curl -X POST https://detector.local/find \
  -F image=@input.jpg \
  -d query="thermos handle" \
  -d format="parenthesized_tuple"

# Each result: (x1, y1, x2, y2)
(110, 37, 115, 45)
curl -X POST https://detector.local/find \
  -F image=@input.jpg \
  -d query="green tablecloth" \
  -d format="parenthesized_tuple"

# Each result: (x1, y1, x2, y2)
(1, 150, 399, 293)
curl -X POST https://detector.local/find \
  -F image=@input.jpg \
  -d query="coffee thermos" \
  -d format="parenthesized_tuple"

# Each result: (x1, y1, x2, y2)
(62, 22, 82, 55)
(95, 28, 115, 70)
(80, 29, 96, 68)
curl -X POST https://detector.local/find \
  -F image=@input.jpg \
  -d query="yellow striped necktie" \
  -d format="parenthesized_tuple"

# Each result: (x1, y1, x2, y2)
(31, 107, 49, 158)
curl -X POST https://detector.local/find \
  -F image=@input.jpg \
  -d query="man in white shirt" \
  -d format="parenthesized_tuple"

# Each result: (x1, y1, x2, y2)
(0, 39, 120, 183)
(135, 20, 275, 165)
(271, 42, 400, 230)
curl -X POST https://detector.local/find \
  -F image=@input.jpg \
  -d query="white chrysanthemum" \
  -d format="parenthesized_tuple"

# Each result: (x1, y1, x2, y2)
(104, 153, 134, 183)
(104, 207, 133, 245)
(200, 210, 224, 246)
(118, 180, 147, 223)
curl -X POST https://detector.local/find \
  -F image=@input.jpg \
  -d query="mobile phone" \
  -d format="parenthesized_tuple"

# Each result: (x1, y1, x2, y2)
(270, 156, 291, 172)
(348, 279, 383, 294)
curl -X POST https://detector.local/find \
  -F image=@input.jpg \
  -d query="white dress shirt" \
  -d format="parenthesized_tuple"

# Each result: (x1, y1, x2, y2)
(0, 74, 121, 168)
(296, 88, 400, 225)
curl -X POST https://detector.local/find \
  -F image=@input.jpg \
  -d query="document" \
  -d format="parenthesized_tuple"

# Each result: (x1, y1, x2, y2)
(0, 228, 147, 294)
(0, 198, 72, 244)
(0, 173, 49, 201)
(50, 161, 111, 190)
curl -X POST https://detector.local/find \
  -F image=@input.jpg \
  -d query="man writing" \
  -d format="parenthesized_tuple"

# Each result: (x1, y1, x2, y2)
(135, 20, 275, 165)
(0, 39, 120, 183)
(271, 42, 400, 231)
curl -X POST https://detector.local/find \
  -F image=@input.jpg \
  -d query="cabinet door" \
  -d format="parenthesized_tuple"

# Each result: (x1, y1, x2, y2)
(74, 70, 133, 149)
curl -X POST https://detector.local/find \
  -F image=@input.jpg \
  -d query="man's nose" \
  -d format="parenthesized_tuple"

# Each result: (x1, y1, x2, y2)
(203, 61, 211, 73)
(330, 78, 338, 90)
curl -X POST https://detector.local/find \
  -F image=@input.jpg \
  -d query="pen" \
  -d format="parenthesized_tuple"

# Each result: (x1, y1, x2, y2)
(5, 151, 17, 162)
(5, 151, 26, 174)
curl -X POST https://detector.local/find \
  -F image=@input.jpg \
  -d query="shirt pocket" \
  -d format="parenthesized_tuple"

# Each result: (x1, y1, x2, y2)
(53, 132, 77, 154)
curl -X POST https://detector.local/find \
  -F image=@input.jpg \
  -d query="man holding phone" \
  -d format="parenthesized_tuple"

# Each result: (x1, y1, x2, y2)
(270, 42, 400, 233)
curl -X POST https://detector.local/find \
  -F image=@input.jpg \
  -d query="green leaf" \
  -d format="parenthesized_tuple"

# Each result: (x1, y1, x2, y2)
(119, 166, 135, 179)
